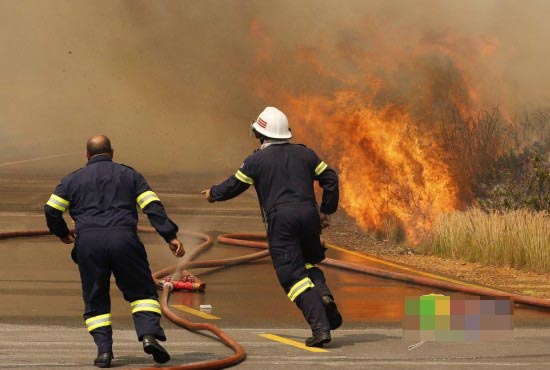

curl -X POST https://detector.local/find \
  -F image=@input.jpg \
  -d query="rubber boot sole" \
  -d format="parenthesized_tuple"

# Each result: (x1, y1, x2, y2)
(305, 332, 332, 348)
(144, 342, 170, 364)
(93, 353, 113, 368)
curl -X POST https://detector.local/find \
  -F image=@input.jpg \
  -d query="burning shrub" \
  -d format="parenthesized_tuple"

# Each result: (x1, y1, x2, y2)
(249, 18, 550, 244)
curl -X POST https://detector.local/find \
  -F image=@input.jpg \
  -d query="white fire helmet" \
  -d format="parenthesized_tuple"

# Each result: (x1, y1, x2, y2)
(251, 107, 292, 139)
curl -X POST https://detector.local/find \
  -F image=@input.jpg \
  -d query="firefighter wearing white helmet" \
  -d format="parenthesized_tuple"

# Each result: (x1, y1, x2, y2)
(202, 107, 342, 348)
(251, 106, 293, 140)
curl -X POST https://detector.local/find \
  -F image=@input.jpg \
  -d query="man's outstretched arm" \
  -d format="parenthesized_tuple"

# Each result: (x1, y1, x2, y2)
(205, 174, 251, 202)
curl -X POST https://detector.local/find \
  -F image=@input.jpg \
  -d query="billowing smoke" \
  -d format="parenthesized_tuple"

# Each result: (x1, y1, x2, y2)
(0, 0, 549, 182)
(243, 0, 550, 239)
(0, 0, 261, 176)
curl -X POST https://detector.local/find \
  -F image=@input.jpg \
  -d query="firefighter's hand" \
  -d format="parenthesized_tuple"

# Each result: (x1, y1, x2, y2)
(60, 234, 75, 244)
(201, 189, 214, 203)
(320, 212, 331, 229)
(168, 239, 185, 258)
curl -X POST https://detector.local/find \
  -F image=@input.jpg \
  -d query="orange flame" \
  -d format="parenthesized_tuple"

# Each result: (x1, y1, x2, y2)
(286, 91, 459, 242)
(249, 19, 506, 243)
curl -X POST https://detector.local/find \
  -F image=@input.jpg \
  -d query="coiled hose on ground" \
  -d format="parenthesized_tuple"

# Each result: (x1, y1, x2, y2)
(1, 228, 549, 369)
(0, 228, 254, 370)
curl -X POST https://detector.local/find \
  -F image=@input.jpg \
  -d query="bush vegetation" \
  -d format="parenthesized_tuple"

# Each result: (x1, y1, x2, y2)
(438, 105, 550, 210)
(418, 104, 549, 271)
(420, 209, 550, 273)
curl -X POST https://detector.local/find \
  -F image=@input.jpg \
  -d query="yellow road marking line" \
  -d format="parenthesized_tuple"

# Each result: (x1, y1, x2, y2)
(258, 333, 328, 353)
(325, 243, 482, 289)
(170, 305, 220, 320)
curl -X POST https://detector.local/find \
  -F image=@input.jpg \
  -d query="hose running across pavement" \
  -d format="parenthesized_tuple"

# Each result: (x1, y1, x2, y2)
(1, 227, 549, 369)
(0, 227, 251, 370)
(217, 233, 550, 309)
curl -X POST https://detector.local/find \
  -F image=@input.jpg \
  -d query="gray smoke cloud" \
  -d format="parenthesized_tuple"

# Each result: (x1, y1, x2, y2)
(0, 0, 549, 177)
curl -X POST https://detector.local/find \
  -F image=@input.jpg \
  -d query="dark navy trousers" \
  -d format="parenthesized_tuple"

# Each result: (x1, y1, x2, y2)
(267, 203, 332, 334)
(75, 227, 165, 354)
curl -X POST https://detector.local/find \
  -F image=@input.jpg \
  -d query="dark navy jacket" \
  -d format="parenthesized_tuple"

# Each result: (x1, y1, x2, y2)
(44, 154, 178, 242)
(210, 143, 339, 215)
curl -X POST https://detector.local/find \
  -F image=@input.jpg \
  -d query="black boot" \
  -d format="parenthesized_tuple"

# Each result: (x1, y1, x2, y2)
(322, 295, 343, 330)
(143, 335, 170, 364)
(305, 331, 331, 348)
(93, 352, 113, 368)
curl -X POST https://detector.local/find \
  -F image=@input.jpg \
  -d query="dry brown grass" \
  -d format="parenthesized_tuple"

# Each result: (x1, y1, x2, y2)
(420, 209, 550, 273)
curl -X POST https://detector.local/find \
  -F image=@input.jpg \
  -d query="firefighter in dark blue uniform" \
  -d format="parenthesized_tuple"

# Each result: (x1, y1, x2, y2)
(202, 107, 342, 347)
(44, 135, 184, 368)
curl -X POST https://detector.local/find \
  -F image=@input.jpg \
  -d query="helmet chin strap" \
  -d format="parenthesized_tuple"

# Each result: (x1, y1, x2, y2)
(251, 127, 265, 144)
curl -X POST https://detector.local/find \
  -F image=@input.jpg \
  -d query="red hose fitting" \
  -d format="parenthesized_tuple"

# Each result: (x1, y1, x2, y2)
(160, 275, 206, 292)
(0, 227, 246, 369)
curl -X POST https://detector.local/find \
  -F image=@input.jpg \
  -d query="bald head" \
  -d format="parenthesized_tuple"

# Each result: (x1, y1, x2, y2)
(86, 135, 113, 158)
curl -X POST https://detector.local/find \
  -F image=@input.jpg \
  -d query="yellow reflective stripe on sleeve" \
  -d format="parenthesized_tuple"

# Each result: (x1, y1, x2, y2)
(46, 194, 70, 212)
(314, 161, 328, 176)
(136, 190, 161, 209)
(130, 299, 161, 315)
(85, 313, 111, 332)
(235, 170, 254, 185)
(287, 277, 314, 302)
(305, 263, 315, 269)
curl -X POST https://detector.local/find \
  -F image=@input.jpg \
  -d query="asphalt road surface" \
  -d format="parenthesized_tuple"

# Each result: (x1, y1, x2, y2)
(1, 177, 549, 369)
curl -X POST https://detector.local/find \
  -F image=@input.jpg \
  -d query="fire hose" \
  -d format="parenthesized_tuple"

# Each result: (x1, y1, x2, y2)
(217, 233, 550, 309)
(1, 228, 549, 369)
(0, 227, 255, 370)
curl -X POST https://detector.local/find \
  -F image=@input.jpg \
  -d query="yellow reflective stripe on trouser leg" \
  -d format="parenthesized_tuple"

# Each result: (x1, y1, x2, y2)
(130, 299, 161, 315)
(46, 194, 70, 212)
(136, 191, 161, 209)
(314, 161, 328, 176)
(85, 313, 112, 332)
(235, 170, 254, 185)
(287, 277, 315, 302)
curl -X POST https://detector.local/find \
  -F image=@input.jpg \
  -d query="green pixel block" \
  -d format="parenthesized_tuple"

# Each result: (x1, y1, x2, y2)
(419, 295, 436, 316)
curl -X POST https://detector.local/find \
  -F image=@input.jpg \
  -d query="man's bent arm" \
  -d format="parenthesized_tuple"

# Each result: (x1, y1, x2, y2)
(135, 173, 179, 242)
(44, 205, 70, 238)
(316, 167, 339, 214)
(142, 202, 179, 243)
